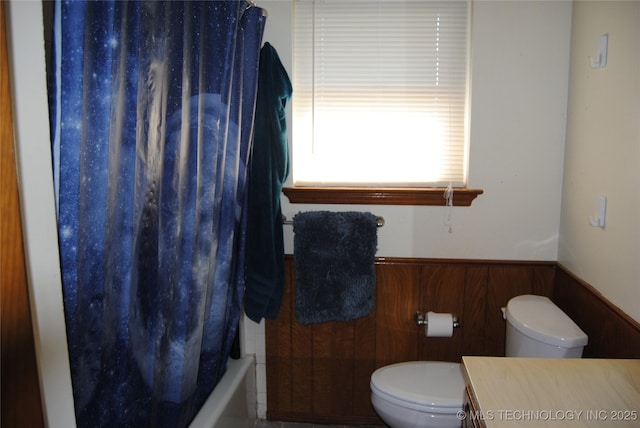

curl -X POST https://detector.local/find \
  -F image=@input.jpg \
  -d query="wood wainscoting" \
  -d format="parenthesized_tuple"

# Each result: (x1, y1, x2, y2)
(265, 257, 640, 425)
(553, 264, 640, 359)
(265, 256, 555, 425)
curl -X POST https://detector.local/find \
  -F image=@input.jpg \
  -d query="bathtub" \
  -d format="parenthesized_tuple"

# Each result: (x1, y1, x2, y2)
(189, 356, 257, 428)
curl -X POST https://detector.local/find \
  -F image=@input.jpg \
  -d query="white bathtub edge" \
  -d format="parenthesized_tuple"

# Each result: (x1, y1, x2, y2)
(189, 356, 256, 428)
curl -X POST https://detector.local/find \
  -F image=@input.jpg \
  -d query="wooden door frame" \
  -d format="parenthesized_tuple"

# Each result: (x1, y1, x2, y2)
(3, 2, 76, 426)
(1, 2, 44, 426)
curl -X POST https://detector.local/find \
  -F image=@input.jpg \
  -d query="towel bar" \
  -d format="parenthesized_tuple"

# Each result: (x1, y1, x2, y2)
(282, 215, 384, 228)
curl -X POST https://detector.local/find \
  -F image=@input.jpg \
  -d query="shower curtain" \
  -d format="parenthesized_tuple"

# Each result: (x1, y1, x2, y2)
(49, 1, 265, 427)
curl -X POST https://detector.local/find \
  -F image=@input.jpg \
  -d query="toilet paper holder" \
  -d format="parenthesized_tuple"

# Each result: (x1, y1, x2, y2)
(413, 311, 460, 328)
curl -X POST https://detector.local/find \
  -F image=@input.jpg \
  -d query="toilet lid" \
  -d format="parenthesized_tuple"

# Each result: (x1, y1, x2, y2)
(370, 362, 464, 412)
(507, 295, 588, 348)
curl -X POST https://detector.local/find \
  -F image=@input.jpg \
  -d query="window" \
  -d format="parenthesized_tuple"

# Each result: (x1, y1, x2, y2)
(292, 0, 471, 189)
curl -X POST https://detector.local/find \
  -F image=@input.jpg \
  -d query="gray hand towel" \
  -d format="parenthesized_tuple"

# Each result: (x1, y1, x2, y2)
(293, 211, 378, 324)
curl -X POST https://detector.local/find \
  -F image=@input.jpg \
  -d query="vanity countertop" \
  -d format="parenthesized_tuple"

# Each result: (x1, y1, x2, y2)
(461, 356, 640, 427)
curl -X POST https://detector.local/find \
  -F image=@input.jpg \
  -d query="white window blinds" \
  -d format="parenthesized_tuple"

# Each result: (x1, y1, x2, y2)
(292, 0, 470, 187)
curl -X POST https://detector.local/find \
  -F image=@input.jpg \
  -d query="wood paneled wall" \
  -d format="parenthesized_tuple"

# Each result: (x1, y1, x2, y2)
(265, 256, 555, 425)
(553, 264, 640, 359)
(266, 257, 640, 425)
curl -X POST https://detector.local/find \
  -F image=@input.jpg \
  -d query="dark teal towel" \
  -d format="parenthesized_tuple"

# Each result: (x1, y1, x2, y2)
(244, 43, 293, 323)
(293, 211, 378, 324)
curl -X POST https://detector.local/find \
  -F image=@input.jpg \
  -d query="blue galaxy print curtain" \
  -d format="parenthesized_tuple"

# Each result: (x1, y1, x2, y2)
(49, 1, 265, 427)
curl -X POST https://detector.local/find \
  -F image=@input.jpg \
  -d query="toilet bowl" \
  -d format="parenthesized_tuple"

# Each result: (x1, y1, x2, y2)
(370, 295, 588, 428)
(370, 361, 465, 428)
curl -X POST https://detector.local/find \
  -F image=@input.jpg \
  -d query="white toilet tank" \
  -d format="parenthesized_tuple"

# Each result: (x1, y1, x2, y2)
(505, 295, 588, 358)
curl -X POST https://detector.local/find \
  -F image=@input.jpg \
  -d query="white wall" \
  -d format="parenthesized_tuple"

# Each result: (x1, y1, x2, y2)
(263, 1, 573, 261)
(559, 1, 640, 322)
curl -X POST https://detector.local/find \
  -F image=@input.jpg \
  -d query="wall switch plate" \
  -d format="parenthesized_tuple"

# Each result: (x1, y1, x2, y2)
(589, 194, 607, 228)
(590, 34, 608, 68)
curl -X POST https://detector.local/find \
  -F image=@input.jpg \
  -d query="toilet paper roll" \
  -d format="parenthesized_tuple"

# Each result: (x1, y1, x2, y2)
(425, 312, 454, 337)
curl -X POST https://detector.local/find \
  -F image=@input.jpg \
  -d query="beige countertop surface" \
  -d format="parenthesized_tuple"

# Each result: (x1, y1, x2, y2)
(462, 356, 640, 427)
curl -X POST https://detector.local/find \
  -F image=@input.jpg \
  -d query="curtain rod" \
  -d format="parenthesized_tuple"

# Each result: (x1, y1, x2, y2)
(245, 0, 268, 17)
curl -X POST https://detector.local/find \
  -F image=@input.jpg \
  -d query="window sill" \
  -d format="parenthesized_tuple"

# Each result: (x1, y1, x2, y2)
(282, 187, 483, 206)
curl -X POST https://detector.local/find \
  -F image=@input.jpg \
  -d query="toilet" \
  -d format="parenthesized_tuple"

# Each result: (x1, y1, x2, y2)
(370, 294, 588, 428)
